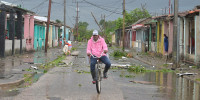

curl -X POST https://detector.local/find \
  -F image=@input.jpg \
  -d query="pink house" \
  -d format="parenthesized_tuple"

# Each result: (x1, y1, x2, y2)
(24, 14, 35, 51)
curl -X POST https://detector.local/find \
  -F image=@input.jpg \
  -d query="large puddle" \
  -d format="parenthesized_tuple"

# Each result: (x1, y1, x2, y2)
(0, 48, 63, 97)
(112, 70, 200, 100)
(0, 48, 62, 78)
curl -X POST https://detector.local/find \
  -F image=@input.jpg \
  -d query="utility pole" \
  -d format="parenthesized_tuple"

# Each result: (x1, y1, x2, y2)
(64, 0, 66, 38)
(45, 0, 52, 53)
(169, 0, 171, 14)
(122, 0, 125, 51)
(76, 2, 79, 41)
(91, 12, 103, 33)
(104, 15, 106, 36)
(173, 0, 179, 68)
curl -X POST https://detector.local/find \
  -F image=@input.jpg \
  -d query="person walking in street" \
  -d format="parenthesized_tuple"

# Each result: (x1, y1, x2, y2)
(164, 34, 169, 55)
(65, 41, 72, 56)
(87, 30, 111, 84)
(164, 34, 169, 63)
(63, 38, 68, 55)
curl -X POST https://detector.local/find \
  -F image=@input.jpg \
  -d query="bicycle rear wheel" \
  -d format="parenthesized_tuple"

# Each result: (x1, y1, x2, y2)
(95, 65, 101, 94)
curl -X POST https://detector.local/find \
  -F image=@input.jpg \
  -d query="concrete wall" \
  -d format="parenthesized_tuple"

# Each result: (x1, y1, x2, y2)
(157, 21, 160, 53)
(136, 29, 143, 52)
(24, 15, 34, 51)
(112, 34, 115, 44)
(136, 30, 143, 41)
(30, 16, 34, 50)
(157, 21, 164, 54)
(48, 25, 53, 47)
(195, 15, 200, 64)
(179, 18, 184, 58)
(184, 17, 189, 57)
(52, 25, 55, 47)
(168, 21, 173, 54)
(5, 39, 26, 54)
(151, 42, 157, 52)
(132, 41, 134, 48)
(54, 26, 59, 46)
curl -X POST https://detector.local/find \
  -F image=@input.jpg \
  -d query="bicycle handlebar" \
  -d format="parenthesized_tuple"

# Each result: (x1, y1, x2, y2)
(90, 52, 104, 58)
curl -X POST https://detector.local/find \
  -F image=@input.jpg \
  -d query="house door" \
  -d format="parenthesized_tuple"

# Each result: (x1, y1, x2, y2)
(38, 26, 43, 50)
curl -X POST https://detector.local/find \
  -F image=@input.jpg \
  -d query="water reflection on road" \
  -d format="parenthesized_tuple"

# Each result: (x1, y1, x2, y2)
(0, 48, 62, 79)
(112, 70, 200, 100)
(151, 72, 200, 100)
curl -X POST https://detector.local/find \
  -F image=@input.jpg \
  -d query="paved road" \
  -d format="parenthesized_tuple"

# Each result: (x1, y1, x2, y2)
(1, 43, 168, 100)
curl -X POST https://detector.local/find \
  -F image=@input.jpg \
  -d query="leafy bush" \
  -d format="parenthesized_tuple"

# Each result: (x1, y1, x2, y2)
(113, 50, 127, 57)
(128, 66, 147, 73)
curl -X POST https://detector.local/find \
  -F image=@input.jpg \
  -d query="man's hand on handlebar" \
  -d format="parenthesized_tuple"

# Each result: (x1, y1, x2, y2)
(104, 50, 108, 54)
(87, 53, 91, 57)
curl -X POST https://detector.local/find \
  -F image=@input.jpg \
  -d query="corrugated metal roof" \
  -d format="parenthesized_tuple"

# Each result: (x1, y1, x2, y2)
(0, 1, 35, 14)
(34, 16, 48, 22)
(144, 19, 157, 25)
(0, 1, 17, 7)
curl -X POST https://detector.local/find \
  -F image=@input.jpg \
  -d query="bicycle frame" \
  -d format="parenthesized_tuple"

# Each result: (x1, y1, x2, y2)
(90, 52, 104, 94)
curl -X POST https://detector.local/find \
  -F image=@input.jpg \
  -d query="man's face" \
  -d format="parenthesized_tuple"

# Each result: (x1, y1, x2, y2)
(93, 35, 99, 41)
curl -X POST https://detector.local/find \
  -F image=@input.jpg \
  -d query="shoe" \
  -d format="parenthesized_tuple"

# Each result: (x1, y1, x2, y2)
(103, 72, 108, 79)
(92, 81, 96, 84)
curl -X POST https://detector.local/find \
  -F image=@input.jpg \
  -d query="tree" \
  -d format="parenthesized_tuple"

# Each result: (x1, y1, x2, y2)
(115, 7, 151, 29)
(99, 19, 116, 44)
(115, 18, 123, 29)
(55, 19, 62, 24)
(77, 21, 89, 41)
(128, 8, 151, 25)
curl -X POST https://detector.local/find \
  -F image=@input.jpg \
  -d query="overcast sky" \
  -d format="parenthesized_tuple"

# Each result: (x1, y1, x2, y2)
(4, 0, 200, 29)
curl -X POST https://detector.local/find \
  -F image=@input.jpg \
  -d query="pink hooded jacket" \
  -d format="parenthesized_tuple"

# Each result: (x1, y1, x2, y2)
(87, 36, 108, 57)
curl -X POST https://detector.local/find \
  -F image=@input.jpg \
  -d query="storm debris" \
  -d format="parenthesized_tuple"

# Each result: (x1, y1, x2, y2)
(177, 72, 198, 77)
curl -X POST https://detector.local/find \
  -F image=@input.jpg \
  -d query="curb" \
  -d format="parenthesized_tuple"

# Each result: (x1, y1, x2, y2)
(0, 72, 36, 89)
(0, 78, 24, 88)
(0, 48, 64, 89)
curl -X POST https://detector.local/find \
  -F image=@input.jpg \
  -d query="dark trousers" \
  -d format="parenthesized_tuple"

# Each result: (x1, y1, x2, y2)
(90, 56, 111, 72)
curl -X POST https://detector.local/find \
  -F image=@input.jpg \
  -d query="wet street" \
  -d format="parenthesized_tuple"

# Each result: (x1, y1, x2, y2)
(1, 43, 200, 100)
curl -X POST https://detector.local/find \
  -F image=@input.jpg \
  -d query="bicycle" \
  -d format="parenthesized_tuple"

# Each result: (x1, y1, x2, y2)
(90, 52, 104, 94)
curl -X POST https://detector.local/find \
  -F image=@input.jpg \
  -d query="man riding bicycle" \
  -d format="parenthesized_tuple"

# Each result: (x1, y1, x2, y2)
(87, 30, 111, 84)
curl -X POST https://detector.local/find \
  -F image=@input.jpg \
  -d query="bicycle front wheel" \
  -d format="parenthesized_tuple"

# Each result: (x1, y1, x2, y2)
(95, 65, 101, 94)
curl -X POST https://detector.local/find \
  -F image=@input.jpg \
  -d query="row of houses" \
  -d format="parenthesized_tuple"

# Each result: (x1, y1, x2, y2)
(0, 1, 72, 57)
(114, 5, 200, 65)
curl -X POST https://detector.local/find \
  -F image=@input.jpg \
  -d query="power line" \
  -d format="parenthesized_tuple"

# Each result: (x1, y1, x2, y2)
(126, 0, 137, 4)
(51, 1, 74, 26)
(106, 8, 121, 17)
(52, 1, 64, 5)
(35, 3, 47, 15)
(31, 0, 48, 10)
(67, 9, 75, 26)
(52, 1, 92, 7)
(82, 0, 122, 15)
(20, 0, 24, 7)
